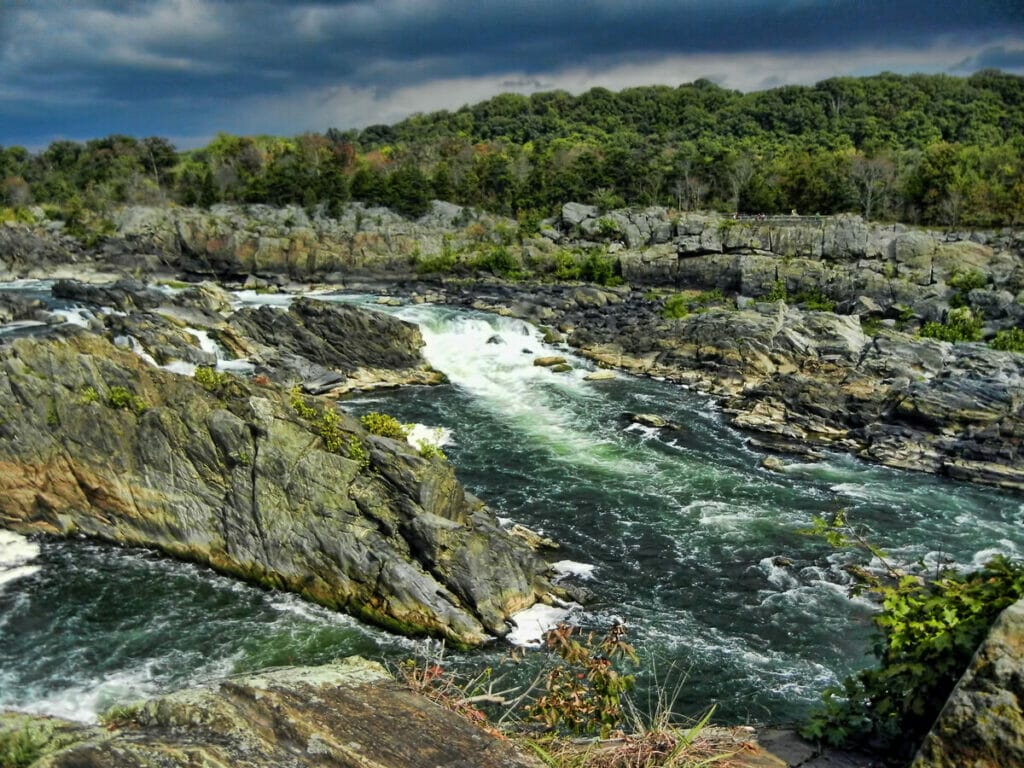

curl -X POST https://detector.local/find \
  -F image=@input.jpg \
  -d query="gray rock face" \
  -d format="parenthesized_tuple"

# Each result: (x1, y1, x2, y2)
(913, 598, 1024, 768)
(0, 657, 542, 767)
(448, 284, 1024, 489)
(0, 330, 552, 645)
(229, 298, 445, 393)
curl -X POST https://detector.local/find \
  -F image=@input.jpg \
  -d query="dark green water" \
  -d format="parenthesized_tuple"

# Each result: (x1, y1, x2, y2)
(2, 296, 1022, 724)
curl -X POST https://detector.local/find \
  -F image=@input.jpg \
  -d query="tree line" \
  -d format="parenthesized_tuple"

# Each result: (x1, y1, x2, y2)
(2, 70, 1022, 227)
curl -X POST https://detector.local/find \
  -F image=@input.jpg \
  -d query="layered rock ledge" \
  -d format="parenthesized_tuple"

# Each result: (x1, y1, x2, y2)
(0, 658, 542, 768)
(445, 283, 1024, 490)
(0, 327, 554, 646)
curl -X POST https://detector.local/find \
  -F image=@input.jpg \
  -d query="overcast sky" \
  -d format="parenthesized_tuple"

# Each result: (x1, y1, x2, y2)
(2, 0, 1022, 149)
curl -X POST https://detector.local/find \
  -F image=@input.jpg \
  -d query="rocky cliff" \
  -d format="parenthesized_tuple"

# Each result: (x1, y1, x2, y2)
(0, 324, 554, 646)
(0, 657, 542, 767)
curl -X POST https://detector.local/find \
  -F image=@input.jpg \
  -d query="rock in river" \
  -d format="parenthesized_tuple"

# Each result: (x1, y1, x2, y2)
(0, 330, 555, 646)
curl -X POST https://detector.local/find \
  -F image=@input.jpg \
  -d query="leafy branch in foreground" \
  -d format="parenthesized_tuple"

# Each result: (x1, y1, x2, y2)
(799, 512, 1024, 759)
(394, 624, 735, 767)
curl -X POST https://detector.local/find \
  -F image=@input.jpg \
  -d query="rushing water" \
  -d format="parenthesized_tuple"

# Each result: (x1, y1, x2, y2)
(2, 290, 1022, 725)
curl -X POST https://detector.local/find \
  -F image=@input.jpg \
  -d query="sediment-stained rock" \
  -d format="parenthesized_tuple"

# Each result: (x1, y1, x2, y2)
(913, 598, 1024, 768)
(0, 658, 542, 768)
(0, 330, 552, 645)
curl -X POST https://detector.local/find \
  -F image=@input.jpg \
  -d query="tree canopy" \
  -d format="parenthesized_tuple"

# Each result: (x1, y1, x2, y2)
(3, 71, 1022, 226)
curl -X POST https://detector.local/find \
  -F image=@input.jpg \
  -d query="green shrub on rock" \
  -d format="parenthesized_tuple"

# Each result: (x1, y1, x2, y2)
(107, 386, 148, 415)
(801, 513, 1024, 758)
(919, 307, 982, 343)
(194, 365, 233, 394)
(360, 412, 408, 440)
(990, 327, 1024, 353)
(578, 252, 618, 286)
(948, 269, 988, 307)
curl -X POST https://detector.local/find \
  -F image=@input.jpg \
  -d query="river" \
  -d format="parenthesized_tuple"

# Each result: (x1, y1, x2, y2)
(1, 290, 1021, 725)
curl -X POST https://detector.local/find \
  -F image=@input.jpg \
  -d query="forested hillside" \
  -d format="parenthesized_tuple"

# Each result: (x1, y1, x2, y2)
(2, 70, 1022, 227)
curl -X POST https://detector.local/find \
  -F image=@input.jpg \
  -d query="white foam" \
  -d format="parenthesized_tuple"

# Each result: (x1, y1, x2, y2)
(758, 556, 800, 591)
(0, 319, 47, 334)
(507, 603, 573, 647)
(232, 290, 294, 308)
(623, 422, 661, 440)
(184, 327, 220, 357)
(405, 423, 452, 451)
(390, 306, 647, 475)
(113, 335, 159, 367)
(0, 530, 41, 590)
(51, 307, 94, 328)
(161, 360, 197, 376)
(550, 560, 597, 581)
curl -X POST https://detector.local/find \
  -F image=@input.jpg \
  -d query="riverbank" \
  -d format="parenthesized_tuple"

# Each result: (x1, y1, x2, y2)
(3, 201, 1021, 489)
(2, 202, 1023, 766)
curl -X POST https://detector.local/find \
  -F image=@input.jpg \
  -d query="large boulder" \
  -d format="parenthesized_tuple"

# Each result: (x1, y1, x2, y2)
(228, 298, 445, 393)
(0, 658, 542, 767)
(913, 598, 1024, 768)
(0, 331, 553, 646)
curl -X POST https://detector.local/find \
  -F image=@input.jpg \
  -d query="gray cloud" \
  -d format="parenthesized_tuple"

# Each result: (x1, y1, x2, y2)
(1, 0, 1021, 147)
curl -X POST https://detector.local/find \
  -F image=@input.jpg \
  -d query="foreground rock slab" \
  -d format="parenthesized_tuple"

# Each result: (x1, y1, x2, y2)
(913, 597, 1024, 768)
(0, 658, 542, 768)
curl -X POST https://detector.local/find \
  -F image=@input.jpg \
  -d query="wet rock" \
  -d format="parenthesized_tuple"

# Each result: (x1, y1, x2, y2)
(509, 523, 560, 551)
(533, 355, 567, 367)
(52, 278, 165, 311)
(229, 298, 445, 393)
(0, 658, 542, 768)
(584, 370, 616, 381)
(0, 332, 553, 645)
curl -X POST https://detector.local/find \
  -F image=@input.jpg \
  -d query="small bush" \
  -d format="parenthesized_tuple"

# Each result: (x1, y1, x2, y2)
(528, 622, 638, 738)
(579, 252, 618, 286)
(415, 250, 457, 275)
(765, 280, 787, 302)
(360, 412, 408, 440)
(949, 269, 988, 306)
(919, 307, 982, 343)
(418, 443, 447, 461)
(793, 290, 835, 312)
(99, 702, 143, 727)
(662, 289, 726, 319)
(800, 513, 1024, 758)
(194, 365, 233, 394)
(474, 246, 521, 278)
(990, 327, 1024, 353)
(78, 386, 100, 404)
(596, 217, 621, 237)
(551, 250, 581, 281)
(347, 435, 370, 468)
(0, 727, 44, 768)
(662, 294, 690, 319)
(107, 386, 148, 415)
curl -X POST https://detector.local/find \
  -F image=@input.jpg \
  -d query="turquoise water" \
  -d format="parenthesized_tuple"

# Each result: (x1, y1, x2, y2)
(2, 296, 1022, 725)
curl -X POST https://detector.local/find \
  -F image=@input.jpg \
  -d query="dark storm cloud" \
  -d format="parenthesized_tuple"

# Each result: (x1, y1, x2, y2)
(1, 0, 1022, 147)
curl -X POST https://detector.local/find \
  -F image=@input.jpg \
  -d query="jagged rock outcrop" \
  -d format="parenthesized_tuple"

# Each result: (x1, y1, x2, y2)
(48, 278, 446, 395)
(0, 330, 554, 645)
(550, 204, 1024, 330)
(228, 297, 445, 393)
(0, 658, 542, 767)
(445, 284, 1024, 490)
(913, 598, 1024, 768)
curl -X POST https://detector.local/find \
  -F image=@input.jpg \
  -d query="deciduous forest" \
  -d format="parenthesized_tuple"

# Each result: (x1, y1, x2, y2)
(2, 70, 1022, 226)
